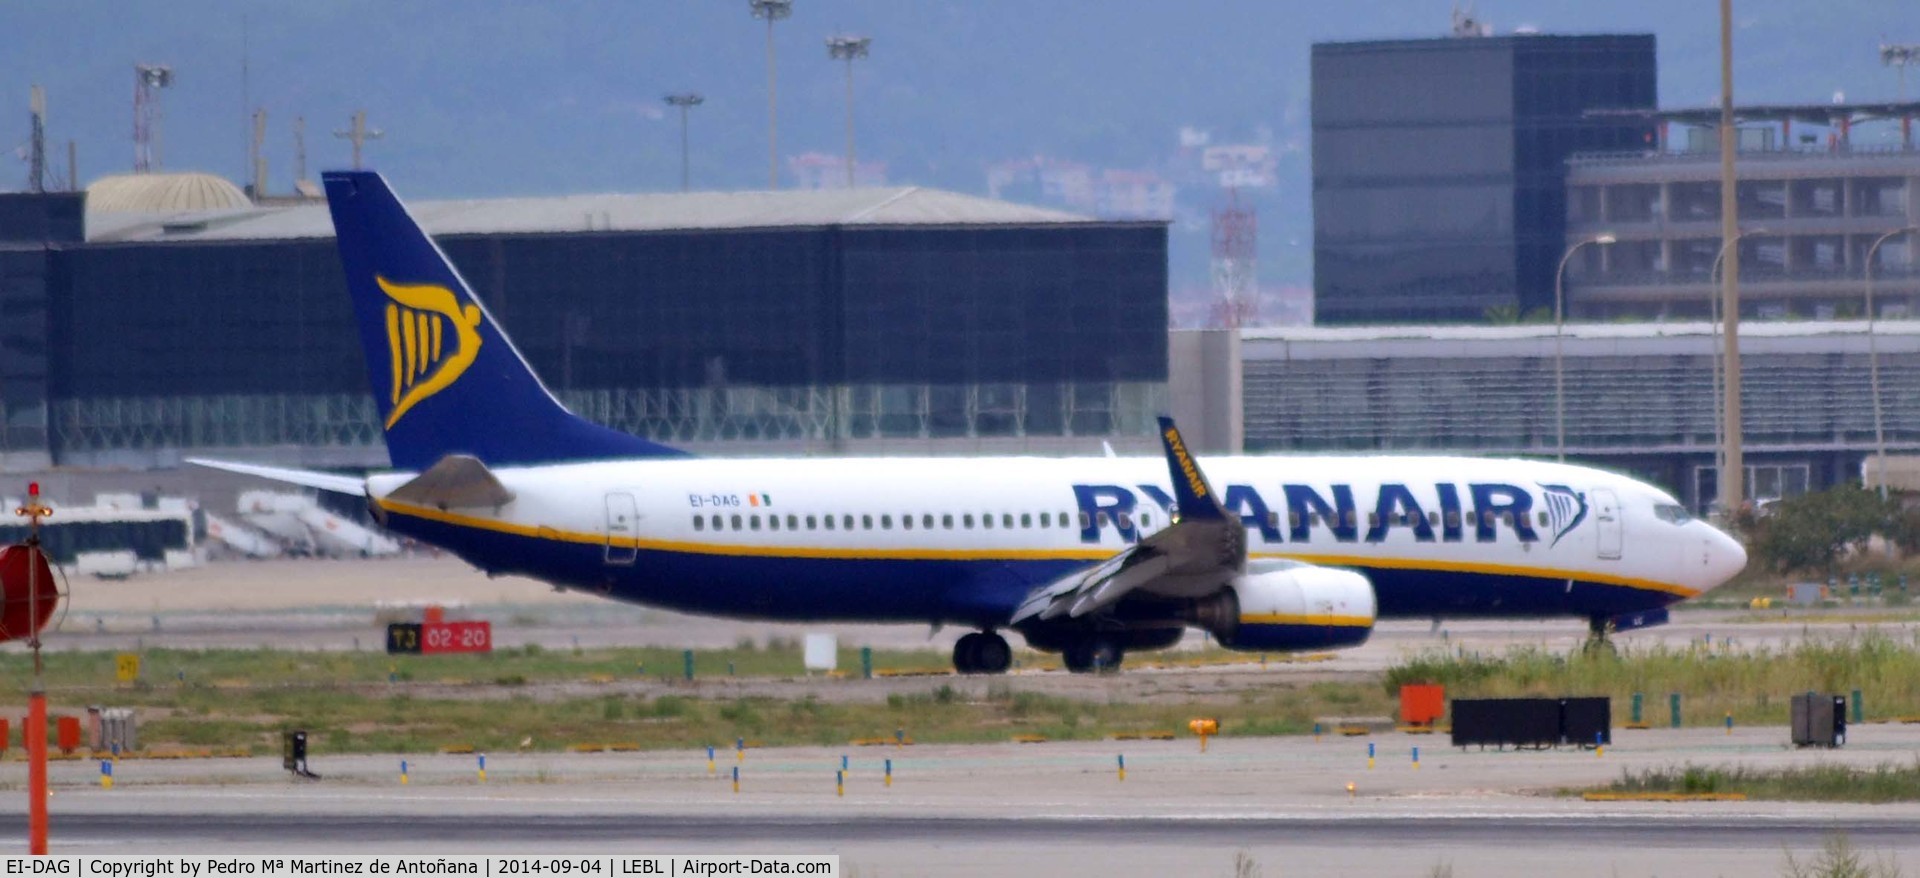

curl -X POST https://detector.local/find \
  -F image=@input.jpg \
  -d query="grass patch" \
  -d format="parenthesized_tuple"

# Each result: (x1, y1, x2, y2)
(1386, 630, 1920, 726)
(0, 644, 1389, 755)
(1591, 761, 1920, 804)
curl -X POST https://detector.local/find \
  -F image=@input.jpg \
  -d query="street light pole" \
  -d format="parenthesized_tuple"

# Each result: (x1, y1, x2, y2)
(664, 93, 704, 192)
(1865, 224, 1920, 499)
(1709, 228, 1765, 505)
(750, 0, 793, 189)
(1554, 233, 1616, 462)
(827, 35, 872, 189)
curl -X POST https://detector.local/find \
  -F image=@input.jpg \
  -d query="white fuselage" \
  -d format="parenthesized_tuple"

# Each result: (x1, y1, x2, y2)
(365, 453, 1745, 627)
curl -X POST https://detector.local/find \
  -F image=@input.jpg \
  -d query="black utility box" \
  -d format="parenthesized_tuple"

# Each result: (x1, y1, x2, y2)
(1451, 697, 1612, 750)
(1560, 697, 1612, 747)
(1790, 692, 1846, 748)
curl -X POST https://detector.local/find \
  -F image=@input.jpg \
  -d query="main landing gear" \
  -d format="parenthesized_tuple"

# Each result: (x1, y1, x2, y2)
(1063, 636, 1123, 674)
(953, 630, 1013, 675)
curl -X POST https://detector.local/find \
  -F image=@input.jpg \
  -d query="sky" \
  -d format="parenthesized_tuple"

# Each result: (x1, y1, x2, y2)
(2, 1, 1913, 293)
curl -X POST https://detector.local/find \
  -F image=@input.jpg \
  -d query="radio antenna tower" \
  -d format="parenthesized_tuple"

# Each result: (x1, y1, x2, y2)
(293, 116, 308, 188)
(133, 64, 174, 172)
(1209, 189, 1258, 328)
(28, 86, 46, 193)
(334, 110, 383, 170)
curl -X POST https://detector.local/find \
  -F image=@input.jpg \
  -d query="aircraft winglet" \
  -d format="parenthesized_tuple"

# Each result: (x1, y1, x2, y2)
(1154, 416, 1225, 522)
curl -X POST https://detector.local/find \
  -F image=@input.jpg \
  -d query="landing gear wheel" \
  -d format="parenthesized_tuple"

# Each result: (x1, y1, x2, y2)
(1063, 637, 1124, 674)
(953, 631, 1013, 675)
(953, 632, 984, 675)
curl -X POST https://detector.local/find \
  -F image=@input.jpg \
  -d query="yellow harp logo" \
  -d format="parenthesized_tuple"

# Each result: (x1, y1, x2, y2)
(379, 276, 484, 429)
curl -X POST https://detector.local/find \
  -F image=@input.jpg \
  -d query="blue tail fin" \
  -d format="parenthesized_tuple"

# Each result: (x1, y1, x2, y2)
(322, 170, 686, 470)
(1155, 416, 1226, 522)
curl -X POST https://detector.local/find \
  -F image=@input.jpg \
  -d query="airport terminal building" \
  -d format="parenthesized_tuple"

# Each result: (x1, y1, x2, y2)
(1220, 321, 1920, 512)
(0, 176, 1170, 470)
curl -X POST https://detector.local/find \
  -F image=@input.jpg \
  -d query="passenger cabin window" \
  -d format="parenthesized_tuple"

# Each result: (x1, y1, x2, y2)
(693, 516, 704, 531)
(1537, 511, 1549, 527)
(982, 514, 994, 530)
(843, 515, 855, 530)
(1040, 512, 1051, 527)
(862, 514, 873, 530)
(881, 514, 893, 530)
(787, 514, 798, 530)
(1117, 512, 1132, 530)
(1429, 511, 1440, 527)
(923, 514, 934, 529)
(750, 515, 762, 531)
(902, 514, 913, 530)
(1020, 513, 1032, 528)
(731, 514, 743, 530)
(711, 515, 723, 531)
(1079, 512, 1091, 530)
(807, 515, 818, 530)
(1140, 514, 1151, 529)
(768, 516, 780, 531)
(943, 514, 954, 529)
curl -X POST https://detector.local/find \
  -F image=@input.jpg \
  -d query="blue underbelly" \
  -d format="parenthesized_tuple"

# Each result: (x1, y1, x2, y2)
(388, 512, 1681, 625)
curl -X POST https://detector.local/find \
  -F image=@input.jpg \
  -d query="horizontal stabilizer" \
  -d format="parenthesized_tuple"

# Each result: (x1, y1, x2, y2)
(385, 454, 514, 510)
(187, 459, 366, 496)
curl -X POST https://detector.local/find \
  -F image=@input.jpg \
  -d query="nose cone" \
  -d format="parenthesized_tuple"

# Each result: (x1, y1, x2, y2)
(1698, 525, 1748, 593)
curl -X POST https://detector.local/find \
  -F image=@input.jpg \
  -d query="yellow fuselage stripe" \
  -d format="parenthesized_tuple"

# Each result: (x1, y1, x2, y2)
(1242, 613, 1374, 628)
(376, 498, 1698, 599)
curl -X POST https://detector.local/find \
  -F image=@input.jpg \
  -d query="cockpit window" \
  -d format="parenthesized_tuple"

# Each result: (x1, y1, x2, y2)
(1653, 503, 1692, 525)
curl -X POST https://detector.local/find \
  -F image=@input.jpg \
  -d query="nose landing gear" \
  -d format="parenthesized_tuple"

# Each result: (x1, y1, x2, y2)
(1583, 615, 1618, 657)
(953, 630, 1012, 675)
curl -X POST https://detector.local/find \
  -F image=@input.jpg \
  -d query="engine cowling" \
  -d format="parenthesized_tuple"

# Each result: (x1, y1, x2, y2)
(1193, 562, 1377, 652)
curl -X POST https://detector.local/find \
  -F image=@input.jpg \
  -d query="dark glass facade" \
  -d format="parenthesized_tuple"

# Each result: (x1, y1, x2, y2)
(56, 224, 1165, 396)
(1312, 35, 1656, 324)
(0, 193, 83, 457)
(29, 214, 1166, 460)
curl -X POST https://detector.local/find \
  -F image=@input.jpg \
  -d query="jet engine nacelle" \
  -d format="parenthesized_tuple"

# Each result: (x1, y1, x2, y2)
(1193, 562, 1376, 652)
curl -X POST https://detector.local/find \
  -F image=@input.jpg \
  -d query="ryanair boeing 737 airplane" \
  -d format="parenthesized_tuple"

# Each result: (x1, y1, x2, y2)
(195, 171, 1747, 674)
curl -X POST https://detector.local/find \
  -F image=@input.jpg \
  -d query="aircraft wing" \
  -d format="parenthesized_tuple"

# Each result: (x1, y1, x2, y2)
(1010, 417, 1246, 626)
(186, 459, 368, 496)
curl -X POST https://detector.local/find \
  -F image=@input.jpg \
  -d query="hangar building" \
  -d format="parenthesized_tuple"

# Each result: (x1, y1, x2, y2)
(0, 174, 1170, 470)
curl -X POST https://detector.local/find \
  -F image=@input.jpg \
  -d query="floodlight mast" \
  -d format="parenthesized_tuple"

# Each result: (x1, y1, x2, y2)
(133, 63, 174, 173)
(1717, 0, 1744, 513)
(750, 0, 793, 189)
(1883, 44, 1918, 102)
(827, 35, 872, 189)
(664, 93, 705, 192)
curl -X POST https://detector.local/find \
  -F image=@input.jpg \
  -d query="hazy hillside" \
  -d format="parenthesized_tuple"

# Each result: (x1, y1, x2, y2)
(2, 1, 1912, 310)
